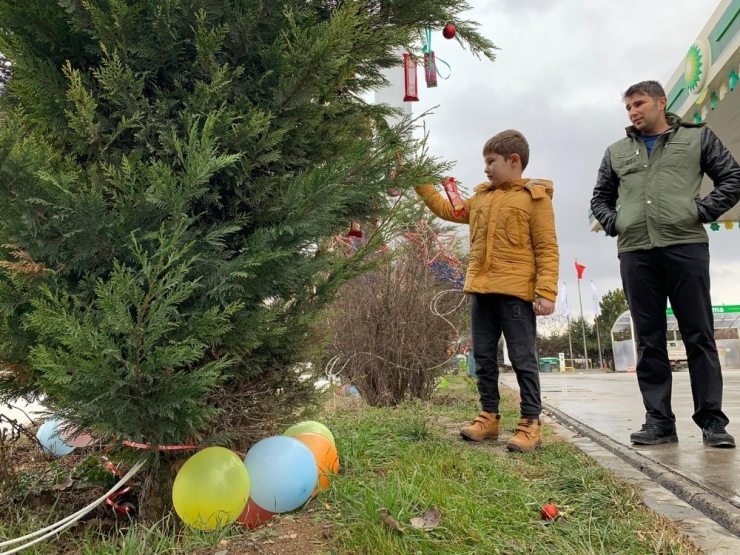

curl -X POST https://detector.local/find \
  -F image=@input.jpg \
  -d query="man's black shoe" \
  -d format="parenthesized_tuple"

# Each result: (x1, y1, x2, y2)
(630, 424, 678, 445)
(702, 421, 736, 448)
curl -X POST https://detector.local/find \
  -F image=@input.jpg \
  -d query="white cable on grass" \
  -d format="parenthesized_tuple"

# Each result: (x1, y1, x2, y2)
(0, 459, 146, 554)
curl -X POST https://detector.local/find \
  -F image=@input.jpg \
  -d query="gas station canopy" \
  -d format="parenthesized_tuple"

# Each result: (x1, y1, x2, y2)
(611, 305, 740, 334)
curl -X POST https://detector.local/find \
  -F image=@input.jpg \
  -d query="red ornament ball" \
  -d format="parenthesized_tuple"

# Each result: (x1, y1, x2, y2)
(541, 503, 559, 521)
(442, 24, 456, 39)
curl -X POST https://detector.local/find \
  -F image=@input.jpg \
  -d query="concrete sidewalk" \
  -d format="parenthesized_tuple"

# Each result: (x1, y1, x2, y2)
(499, 369, 740, 552)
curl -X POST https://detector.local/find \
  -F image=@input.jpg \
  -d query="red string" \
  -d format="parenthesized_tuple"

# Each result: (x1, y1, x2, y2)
(102, 441, 246, 514)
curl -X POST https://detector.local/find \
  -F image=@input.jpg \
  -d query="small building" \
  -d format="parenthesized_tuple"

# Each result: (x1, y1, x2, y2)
(610, 305, 740, 372)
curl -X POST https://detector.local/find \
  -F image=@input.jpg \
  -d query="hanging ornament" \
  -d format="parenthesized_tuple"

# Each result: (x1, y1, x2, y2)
(422, 29, 452, 89)
(443, 24, 456, 39)
(442, 177, 467, 217)
(386, 151, 403, 197)
(348, 221, 363, 238)
(424, 52, 438, 88)
(403, 53, 419, 102)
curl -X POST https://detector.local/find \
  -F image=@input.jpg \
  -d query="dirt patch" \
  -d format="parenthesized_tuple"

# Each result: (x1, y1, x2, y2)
(194, 513, 334, 555)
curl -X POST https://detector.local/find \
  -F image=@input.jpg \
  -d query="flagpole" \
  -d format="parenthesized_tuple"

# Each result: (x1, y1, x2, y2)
(595, 315, 604, 369)
(576, 259, 590, 369)
(564, 282, 574, 363)
(591, 280, 604, 370)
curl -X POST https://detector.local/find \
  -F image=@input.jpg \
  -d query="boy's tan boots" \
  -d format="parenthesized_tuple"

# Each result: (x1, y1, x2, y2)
(506, 418, 542, 452)
(460, 411, 500, 441)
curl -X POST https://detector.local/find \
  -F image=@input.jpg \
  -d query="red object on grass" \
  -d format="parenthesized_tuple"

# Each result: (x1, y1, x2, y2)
(541, 503, 559, 520)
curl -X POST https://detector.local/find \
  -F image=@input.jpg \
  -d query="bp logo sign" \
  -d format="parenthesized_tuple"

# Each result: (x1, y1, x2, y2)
(684, 39, 711, 93)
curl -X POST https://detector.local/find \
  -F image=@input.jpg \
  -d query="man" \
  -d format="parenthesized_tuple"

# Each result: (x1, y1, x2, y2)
(590, 80, 740, 448)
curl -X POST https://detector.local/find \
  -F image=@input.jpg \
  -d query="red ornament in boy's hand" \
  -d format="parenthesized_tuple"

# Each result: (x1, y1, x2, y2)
(442, 24, 456, 39)
(541, 504, 559, 520)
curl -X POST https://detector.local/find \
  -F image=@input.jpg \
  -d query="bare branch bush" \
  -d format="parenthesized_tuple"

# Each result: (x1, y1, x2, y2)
(328, 243, 467, 407)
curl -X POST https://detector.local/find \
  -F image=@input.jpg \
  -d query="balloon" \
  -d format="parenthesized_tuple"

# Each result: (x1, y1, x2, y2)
(36, 419, 74, 457)
(293, 432, 339, 491)
(237, 497, 275, 529)
(172, 447, 250, 530)
(283, 420, 335, 447)
(58, 423, 95, 448)
(244, 436, 317, 513)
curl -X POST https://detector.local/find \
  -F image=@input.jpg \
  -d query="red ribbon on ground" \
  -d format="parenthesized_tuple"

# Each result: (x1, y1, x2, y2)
(102, 440, 246, 514)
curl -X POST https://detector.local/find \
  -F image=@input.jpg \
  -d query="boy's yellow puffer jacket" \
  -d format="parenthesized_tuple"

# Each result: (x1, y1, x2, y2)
(415, 178, 559, 302)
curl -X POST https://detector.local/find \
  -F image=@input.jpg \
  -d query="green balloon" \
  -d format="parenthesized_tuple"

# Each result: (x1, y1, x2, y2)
(284, 421, 335, 446)
(172, 447, 250, 530)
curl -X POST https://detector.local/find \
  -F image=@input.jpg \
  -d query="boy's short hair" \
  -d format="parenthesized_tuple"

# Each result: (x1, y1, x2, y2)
(482, 130, 530, 170)
(622, 80, 666, 101)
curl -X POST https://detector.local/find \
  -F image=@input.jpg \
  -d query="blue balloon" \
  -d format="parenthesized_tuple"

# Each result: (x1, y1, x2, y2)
(244, 436, 317, 513)
(36, 419, 75, 457)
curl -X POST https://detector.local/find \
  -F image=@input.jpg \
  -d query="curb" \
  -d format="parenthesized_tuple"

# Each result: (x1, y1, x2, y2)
(544, 403, 740, 539)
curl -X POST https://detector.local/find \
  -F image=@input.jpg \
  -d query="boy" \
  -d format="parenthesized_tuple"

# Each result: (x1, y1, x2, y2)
(416, 130, 559, 452)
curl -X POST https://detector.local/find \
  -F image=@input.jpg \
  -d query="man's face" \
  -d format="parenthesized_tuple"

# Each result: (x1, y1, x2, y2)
(624, 92, 667, 133)
(484, 152, 519, 186)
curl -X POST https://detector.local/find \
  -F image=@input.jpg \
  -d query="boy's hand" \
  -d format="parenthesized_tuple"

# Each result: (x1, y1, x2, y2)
(534, 298, 555, 316)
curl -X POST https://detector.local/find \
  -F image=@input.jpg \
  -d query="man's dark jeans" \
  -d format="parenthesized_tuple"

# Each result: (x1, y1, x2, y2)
(471, 293, 541, 418)
(620, 243, 728, 429)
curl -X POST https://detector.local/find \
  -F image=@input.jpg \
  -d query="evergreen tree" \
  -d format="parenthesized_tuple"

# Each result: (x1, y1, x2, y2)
(0, 1, 496, 514)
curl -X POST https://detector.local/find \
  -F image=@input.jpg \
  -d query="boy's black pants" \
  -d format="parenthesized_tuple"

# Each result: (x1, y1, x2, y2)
(619, 243, 728, 429)
(471, 293, 541, 418)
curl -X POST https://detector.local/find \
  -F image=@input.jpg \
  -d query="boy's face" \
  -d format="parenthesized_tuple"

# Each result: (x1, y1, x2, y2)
(484, 152, 520, 187)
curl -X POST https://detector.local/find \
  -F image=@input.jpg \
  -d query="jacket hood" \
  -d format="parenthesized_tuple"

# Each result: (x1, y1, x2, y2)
(624, 112, 704, 137)
(474, 178, 554, 199)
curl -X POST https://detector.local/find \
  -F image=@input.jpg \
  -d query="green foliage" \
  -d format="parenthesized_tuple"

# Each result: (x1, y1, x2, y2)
(600, 288, 629, 337)
(0, 0, 497, 453)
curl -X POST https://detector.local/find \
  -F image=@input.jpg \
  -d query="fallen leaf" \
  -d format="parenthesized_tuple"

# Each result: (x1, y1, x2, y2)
(219, 540, 229, 547)
(289, 533, 297, 539)
(52, 477, 73, 491)
(410, 506, 441, 530)
(379, 507, 405, 533)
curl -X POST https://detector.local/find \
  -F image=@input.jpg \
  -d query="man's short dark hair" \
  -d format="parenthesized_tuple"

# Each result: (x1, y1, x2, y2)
(622, 80, 666, 101)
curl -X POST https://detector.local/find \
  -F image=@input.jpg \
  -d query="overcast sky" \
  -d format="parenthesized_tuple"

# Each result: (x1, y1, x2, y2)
(412, 0, 738, 316)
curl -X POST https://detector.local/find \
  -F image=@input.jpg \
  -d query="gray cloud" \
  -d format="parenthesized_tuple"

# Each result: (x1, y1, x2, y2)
(412, 0, 736, 314)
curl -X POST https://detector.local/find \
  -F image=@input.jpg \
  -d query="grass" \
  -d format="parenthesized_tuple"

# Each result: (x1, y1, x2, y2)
(0, 375, 700, 554)
(321, 376, 699, 555)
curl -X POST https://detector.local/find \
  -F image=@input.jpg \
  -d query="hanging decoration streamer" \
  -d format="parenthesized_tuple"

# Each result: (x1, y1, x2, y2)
(442, 177, 467, 217)
(422, 29, 452, 88)
(403, 53, 419, 101)
(348, 221, 363, 238)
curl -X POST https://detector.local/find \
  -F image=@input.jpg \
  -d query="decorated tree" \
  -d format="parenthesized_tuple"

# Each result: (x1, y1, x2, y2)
(0, 0, 496, 516)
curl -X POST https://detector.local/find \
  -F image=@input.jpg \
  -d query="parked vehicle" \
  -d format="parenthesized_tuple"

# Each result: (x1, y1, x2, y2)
(667, 340, 688, 371)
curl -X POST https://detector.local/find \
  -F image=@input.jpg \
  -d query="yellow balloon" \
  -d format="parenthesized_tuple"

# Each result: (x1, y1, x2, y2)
(172, 447, 250, 530)
(284, 421, 335, 446)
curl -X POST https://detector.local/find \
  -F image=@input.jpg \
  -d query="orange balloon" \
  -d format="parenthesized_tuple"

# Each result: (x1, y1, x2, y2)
(293, 432, 339, 491)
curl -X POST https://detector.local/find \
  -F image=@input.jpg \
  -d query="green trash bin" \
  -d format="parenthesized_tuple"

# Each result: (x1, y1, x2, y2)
(467, 350, 476, 378)
(538, 357, 558, 373)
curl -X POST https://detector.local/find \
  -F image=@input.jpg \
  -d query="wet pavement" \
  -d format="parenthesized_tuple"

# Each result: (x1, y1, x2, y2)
(499, 369, 740, 505)
(499, 369, 740, 553)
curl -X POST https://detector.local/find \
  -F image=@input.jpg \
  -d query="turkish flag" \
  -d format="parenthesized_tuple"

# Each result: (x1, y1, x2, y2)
(575, 261, 586, 280)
